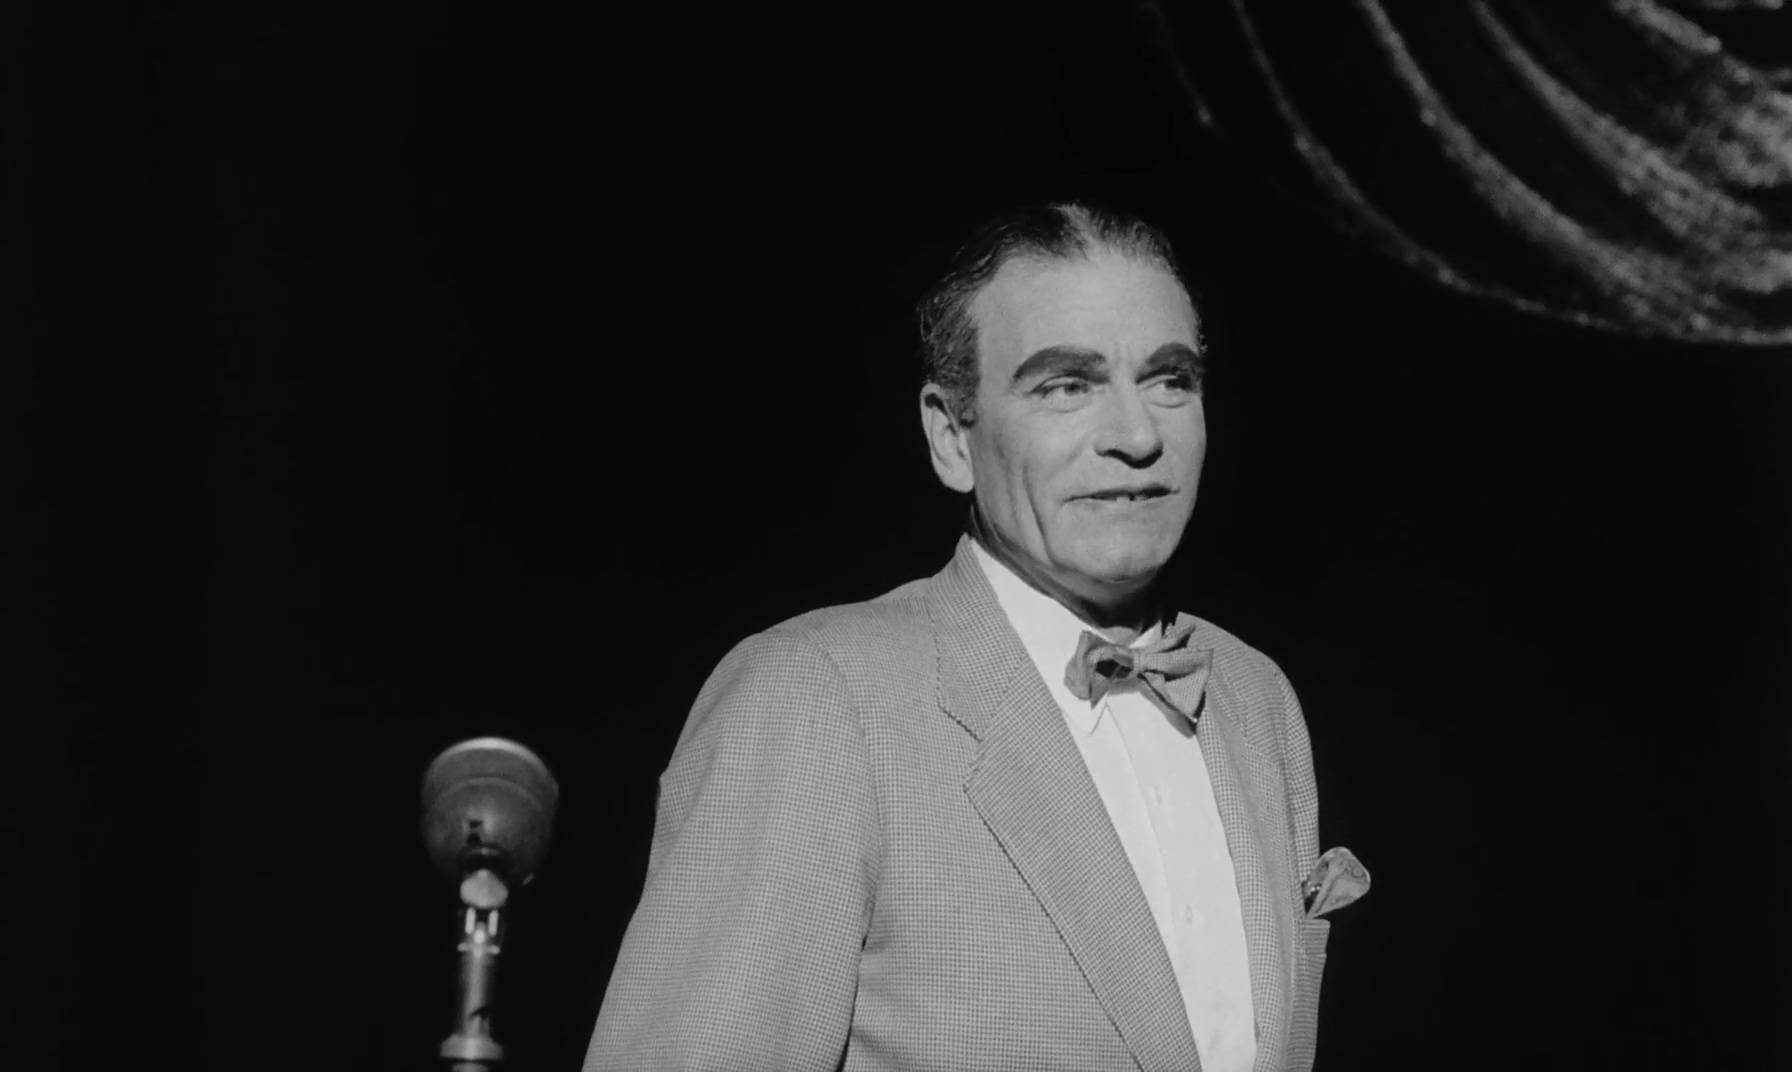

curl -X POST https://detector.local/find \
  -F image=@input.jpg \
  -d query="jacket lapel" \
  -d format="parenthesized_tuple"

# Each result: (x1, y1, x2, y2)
(1189, 617, 1296, 1072)
(928, 539, 1202, 1072)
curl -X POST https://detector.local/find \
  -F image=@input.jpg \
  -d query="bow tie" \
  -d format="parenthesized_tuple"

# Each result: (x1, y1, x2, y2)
(1063, 620, 1212, 724)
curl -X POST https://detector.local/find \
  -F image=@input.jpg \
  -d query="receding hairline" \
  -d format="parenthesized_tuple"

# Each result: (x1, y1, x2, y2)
(968, 245, 1197, 304)
(964, 246, 1205, 363)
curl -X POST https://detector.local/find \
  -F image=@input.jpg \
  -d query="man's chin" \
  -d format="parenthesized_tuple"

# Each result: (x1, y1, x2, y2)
(1074, 541, 1175, 580)
(1066, 556, 1168, 598)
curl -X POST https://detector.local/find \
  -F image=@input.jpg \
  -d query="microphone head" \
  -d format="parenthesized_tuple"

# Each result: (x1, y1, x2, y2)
(421, 737, 559, 886)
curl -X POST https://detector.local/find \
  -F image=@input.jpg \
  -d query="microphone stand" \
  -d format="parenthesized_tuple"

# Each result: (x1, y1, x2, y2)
(421, 736, 558, 1072)
(441, 869, 509, 1071)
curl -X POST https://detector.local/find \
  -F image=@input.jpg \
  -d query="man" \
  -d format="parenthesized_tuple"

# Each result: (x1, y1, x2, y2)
(587, 203, 1364, 1071)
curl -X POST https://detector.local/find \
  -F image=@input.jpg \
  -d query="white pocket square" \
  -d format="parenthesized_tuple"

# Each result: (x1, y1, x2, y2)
(1301, 846, 1371, 919)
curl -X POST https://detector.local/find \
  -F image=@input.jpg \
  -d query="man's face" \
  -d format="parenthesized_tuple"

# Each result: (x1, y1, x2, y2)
(962, 251, 1206, 607)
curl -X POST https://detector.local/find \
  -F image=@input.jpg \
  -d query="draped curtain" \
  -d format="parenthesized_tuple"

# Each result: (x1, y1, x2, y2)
(1139, 0, 1792, 344)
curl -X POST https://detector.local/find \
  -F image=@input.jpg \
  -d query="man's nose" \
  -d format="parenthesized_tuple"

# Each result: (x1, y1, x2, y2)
(1092, 383, 1163, 464)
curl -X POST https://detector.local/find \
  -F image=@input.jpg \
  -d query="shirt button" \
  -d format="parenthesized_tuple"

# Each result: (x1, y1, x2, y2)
(1182, 905, 1197, 926)
(1151, 785, 1164, 808)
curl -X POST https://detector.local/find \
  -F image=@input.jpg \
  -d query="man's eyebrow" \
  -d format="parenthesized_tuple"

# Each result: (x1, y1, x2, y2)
(1010, 346, 1105, 385)
(1140, 342, 1206, 377)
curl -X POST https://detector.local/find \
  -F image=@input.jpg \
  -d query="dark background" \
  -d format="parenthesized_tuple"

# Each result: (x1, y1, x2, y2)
(21, 1, 1788, 1069)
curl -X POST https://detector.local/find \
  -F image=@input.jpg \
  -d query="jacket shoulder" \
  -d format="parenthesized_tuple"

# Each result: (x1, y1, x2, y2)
(682, 572, 939, 727)
(1189, 616, 1291, 692)
(755, 574, 936, 681)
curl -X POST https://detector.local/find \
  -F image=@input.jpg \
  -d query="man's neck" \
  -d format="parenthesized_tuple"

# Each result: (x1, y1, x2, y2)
(966, 506, 1162, 643)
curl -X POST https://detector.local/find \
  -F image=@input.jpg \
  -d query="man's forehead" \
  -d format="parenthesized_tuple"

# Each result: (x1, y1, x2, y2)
(970, 252, 1198, 369)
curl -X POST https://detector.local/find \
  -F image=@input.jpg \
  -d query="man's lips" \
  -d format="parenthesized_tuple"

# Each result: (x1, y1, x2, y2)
(1076, 485, 1174, 503)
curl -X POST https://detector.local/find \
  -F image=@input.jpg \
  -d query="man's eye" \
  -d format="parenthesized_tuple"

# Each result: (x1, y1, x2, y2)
(1145, 373, 1199, 402)
(1037, 378, 1094, 407)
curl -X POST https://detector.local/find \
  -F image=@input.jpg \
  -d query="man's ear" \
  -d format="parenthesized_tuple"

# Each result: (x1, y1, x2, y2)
(920, 384, 975, 493)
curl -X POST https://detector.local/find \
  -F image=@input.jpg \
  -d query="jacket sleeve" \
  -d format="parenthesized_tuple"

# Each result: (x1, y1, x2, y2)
(585, 627, 882, 1071)
(1274, 664, 1327, 1072)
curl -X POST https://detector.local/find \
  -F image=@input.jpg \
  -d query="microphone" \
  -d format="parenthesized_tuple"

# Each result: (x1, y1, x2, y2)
(421, 737, 559, 1071)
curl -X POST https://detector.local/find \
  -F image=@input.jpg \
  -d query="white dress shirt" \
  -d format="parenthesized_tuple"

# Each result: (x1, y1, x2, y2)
(973, 542, 1257, 1072)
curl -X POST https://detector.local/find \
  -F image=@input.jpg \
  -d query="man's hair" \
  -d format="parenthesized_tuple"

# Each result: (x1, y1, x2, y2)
(917, 202, 1193, 424)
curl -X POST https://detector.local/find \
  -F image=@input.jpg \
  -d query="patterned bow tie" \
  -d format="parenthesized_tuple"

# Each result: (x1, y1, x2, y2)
(1063, 620, 1212, 724)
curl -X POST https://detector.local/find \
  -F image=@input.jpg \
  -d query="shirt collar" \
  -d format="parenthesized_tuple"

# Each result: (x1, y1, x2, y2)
(970, 539, 1161, 734)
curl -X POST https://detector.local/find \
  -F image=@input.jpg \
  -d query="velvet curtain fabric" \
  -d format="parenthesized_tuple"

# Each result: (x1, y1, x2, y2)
(1140, 0, 1792, 344)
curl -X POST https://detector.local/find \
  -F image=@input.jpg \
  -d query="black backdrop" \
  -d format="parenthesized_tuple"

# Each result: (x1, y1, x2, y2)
(24, 1, 1789, 1069)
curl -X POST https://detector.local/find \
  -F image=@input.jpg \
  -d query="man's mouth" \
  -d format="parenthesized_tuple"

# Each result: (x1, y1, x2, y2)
(1081, 485, 1173, 503)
